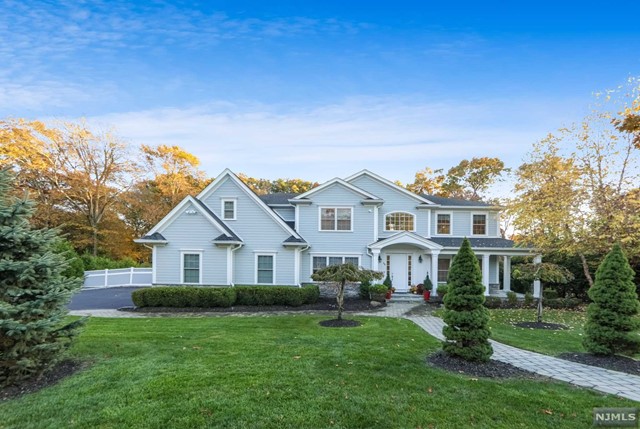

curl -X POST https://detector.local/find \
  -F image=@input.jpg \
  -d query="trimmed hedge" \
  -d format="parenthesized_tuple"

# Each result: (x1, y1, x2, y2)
(132, 285, 319, 308)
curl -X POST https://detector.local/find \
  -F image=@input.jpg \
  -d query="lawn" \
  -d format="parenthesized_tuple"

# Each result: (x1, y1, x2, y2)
(487, 308, 588, 356)
(0, 315, 635, 429)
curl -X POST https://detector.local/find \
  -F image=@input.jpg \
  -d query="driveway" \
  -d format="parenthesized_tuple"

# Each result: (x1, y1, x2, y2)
(68, 286, 146, 310)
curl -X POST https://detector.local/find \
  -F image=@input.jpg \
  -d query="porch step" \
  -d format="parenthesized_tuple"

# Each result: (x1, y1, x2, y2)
(388, 292, 426, 303)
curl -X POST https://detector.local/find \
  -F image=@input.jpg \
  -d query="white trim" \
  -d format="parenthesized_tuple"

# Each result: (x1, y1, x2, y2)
(221, 198, 237, 221)
(294, 248, 301, 286)
(134, 239, 168, 245)
(180, 250, 203, 284)
(482, 254, 490, 295)
(434, 211, 453, 236)
(368, 231, 444, 251)
(373, 205, 379, 242)
(344, 170, 436, 205)
(318, 206, 354, 232)
(470, 212, 488, 236)
(495, 212, 501, 237)
(426, 210, 431, 238)
(197, 169, 302, 239)
(226, 247, 233, 285)
(255, 253, 276, 285)
(294, 204, 299, 231)
(294, 177, 380, 200)
(383, 211, 416, 232)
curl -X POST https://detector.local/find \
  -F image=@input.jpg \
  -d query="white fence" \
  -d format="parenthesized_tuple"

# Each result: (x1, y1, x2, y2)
(83, 267, 152, 289)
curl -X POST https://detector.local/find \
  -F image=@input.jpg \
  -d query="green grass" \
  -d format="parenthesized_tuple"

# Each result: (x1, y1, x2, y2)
(0, 316, 635, 429)
(487, 308, 589, 356)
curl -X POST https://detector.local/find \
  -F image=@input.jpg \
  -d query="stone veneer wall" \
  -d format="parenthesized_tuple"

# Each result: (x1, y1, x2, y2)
(304, 282, 361, 299)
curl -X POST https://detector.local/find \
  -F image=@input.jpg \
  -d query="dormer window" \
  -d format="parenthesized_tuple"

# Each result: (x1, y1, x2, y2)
(221, 199, 236, 220)
(472, 213, 487, 235)
(385, 212, 415, 231)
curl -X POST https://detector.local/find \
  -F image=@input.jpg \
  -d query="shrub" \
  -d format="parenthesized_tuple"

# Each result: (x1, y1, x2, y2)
(442, 238, 493, 362)
(436, 284, 448, 297)
(543, 288, 559, 300)
(545, 298, 582, 309)
(524, 292, 534, 306)
(359, 279, 371, 299)
(235, 285, 319, 307)
(132, 287, 236, 308)
(423, 274, 433, 291)
(81, 254, 146, 271)
(368, 284, 388, 302)
(583, 244, 640, 355)
(506, 291, 518, 305)
(483, 297, 502, 309)
(383, 274, 393, 289)
(52, 238, 85, 278)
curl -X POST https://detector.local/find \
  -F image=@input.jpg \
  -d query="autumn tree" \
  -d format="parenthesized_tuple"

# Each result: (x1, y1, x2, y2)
(406, 167, 446, 195)
(238, 173, 318, 195)
(508, 80, 640, 288)
(311, 263, 383, 321)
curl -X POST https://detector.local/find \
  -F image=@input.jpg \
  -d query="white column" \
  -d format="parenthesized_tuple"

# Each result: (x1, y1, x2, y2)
(226, 246, 233, 285)
(372, 249, 380, 271)
(503, 256, 511, 292)
(152, 246, 157, 284)
(482, 254, 490, 296)
(373, 206, 379, 242)
(431, 251, 439, 296)
(533, 254, 542, 298)
(294, 248, 301, 286)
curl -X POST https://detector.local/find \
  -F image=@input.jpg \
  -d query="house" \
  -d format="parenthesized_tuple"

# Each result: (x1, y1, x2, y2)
(135, 169, 533, 295)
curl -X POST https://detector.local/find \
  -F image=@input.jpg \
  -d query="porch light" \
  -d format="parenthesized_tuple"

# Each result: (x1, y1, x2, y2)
(378, 255, 382, 263)
(418, 255, 423, 263)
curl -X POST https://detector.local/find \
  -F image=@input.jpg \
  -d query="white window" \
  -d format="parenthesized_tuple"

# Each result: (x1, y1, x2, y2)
(436, 213, 451, 235)
(312, 255, 360, 273)
(319, 207, 352, 231)
(472, 213, 487, 235)
(221, 199, 236, 220)
(384, 212, 415, 231)
(181, 252, 202, 284)
(256, 254, 275, 284)
(437, 258, 451, 283)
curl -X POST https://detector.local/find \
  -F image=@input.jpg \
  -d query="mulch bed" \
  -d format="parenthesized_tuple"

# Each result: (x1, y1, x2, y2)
(319, 319, 362, 328)
(514, 321, 567, 330)
(428, 351, 544, 379)
(0, 360, 87, 402)
(124, 298, 382, 313)
(559, 352, 640, 375)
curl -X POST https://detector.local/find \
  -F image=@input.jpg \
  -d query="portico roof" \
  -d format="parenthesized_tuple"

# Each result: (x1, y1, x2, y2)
(368, 232, 444, 251)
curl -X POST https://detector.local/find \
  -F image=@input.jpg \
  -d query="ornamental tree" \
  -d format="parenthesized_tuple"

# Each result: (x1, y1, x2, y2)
(312, 263, 383, 320)
(442, 238, 493, 362)
(583, 244, 640, 356)
(0, 168, 84, 387)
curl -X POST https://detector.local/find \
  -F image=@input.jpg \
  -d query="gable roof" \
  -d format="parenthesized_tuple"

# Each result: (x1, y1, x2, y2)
(422, 194, 493, 207)
(292, 177, 381, 201)
(142, 195, 242, 243)
(344, 169, 436, 205)
(197, 169, 303, 239)
(368, 231, 443, 251)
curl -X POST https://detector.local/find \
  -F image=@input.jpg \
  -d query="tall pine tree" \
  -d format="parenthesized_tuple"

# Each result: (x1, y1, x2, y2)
(0, 168, 84, 386)
(442, 238, 493, 362)
(583, 244, 640, 356)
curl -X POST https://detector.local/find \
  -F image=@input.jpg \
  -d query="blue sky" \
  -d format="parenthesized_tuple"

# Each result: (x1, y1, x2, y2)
(2, 0, 639, 190)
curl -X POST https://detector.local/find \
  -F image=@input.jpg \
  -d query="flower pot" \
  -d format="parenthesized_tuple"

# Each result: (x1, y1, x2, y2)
(385, 290, 392, 300)
(423, 290, 431, 302)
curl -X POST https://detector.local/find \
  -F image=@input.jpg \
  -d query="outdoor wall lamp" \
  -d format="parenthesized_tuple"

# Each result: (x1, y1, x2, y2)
(418, 255, 423, 263)
(378, 255, 382, 263)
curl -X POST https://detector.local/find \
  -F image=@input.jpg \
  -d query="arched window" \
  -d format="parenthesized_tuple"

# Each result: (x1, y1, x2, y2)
(384, 212, 415, 231)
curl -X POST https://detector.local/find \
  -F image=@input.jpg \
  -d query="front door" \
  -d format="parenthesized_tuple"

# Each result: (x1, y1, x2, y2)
(389, 254, 410, 292)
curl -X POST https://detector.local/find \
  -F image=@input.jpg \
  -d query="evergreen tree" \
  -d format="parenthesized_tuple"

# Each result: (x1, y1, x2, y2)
(583, 244, 640, 356)
(442, 238, 493, 362)
(0, 169, 84, 387)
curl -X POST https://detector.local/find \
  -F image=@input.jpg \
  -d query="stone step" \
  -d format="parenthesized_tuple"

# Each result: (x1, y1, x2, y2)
(388, 293, 426, 303)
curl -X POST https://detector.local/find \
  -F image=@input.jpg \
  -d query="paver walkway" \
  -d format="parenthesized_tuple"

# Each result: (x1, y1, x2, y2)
(360, 303, 640, 402)
(71, 303, 640, 401)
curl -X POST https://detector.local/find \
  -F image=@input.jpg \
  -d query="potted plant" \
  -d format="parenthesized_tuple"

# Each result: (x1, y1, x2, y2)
(423, 274, 433, 302)
(383, 274, 393, 299)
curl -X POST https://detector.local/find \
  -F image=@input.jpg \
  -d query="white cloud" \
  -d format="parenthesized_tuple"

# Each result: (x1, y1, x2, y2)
(85, 96, 560, 187)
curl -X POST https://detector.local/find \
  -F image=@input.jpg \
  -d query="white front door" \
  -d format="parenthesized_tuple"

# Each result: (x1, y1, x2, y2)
(389, 253, 409, 292)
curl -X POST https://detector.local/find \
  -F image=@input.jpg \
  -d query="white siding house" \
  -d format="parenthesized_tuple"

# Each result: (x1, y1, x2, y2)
(135, 169, 533, 295)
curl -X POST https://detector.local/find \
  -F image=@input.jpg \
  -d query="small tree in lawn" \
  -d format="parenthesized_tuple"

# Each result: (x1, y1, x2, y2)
(512, 262, 574, 323)
(583, 244, 640, 356)
(442, 238, 493, 362)
(312, 263, 383, 320)
(0, 168, 84, 387)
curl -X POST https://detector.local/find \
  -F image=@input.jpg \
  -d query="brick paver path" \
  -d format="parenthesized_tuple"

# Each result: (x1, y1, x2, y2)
(360, 303, 640, 402)
(71, 303, 640, 401)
